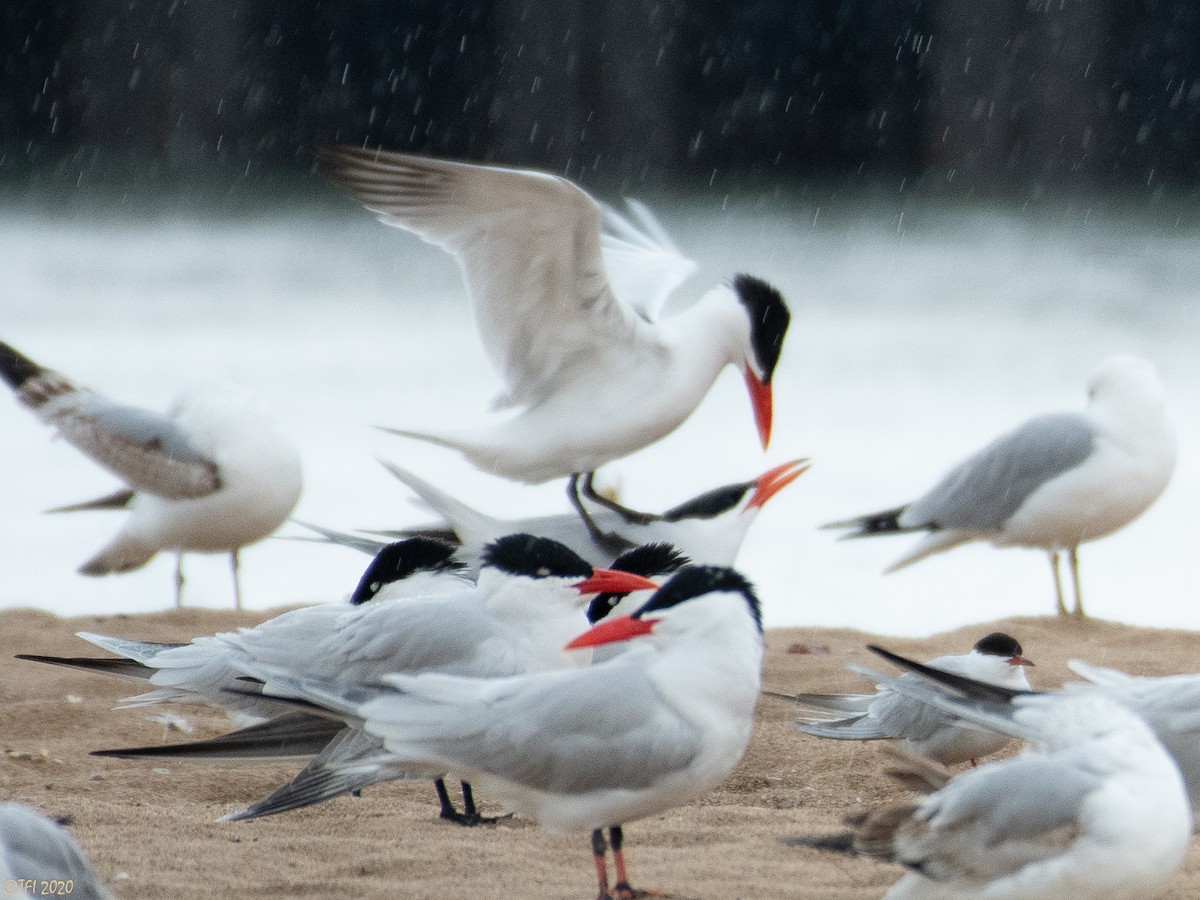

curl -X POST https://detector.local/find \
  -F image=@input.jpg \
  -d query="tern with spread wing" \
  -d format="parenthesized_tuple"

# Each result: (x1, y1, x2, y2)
(824, 356, 1174, 616)
(778, 632, 1033, 765)
(315, 147, 791, 542)
(845, 670, 1190, 899)
(0, 340, 302, 608)
(231, 565, 764, 900)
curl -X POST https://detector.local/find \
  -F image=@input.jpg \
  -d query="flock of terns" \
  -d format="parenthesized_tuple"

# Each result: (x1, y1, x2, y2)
(0, 145, 1185, 899)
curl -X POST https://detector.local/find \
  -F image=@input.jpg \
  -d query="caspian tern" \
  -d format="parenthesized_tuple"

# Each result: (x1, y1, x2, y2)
(778, 632, 1033, 765)
(88, 540, 685, 824)
(315, 147, 792, 541)
(68, 535, 656, 823)
(314, 456, 809, 569)
(866, 643, 1200, 831)
(0, 802, 114, 900)
(230, 565, 764, 900)
(845, 675, 1191, 899)
(345, 534, 468, 605)
(823, 356, 1175, 616)
(0, 340, 303, 608)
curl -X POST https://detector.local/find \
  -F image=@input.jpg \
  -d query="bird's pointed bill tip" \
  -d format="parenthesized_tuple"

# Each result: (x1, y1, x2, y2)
(749, 458, 811, 508)
(574, 569, 659, 595)
(565, 614, 658, 650)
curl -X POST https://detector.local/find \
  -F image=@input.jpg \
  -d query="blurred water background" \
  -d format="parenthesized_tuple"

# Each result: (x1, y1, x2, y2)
(4, 1, 1200, 634)
(2, 184, 1197, 636)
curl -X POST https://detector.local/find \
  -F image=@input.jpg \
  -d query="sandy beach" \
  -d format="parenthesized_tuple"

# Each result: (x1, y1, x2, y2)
(4, 606, 1200, 899)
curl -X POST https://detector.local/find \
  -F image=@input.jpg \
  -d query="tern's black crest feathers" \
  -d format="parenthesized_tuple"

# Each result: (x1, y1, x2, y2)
(609, 542, 690, 579)
(588, 543, 692, 624)
(732, 274, 790, 383)
(349, 537, 464, 605)
(0, 341, 44, 391)
(972, 632, 1024, 659)
(661, 482, 754, 522)
(481, 533, 593, 580)
(634, 565, 762, 633)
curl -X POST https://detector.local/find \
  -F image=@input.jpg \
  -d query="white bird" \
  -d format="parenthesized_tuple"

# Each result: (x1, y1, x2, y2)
(86, 540, 683, 824)
(0, 802, 114, 900)
(232, 565, 765, 900)
(315, 147, 792, 543)
(302, 456, 809, 570)
(779, 632, 1033, 765)
(66, 535, 657, 823)
(846, 676, 1191, 899)
(0, 340, 303, 608)
(824, 356, 1175, 616)
(25, 534, 654, 722)
(857, 644, 1200, 835)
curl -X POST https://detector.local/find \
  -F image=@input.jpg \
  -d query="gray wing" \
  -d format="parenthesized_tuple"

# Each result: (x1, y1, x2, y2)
(0, 803, 114, 900)
(367, 664, 702, 795)
(316, 147, 646, 408)
(39, 390, 219, 500)
(903, 412, 1095, 531)
(896, 755, 1098, 882)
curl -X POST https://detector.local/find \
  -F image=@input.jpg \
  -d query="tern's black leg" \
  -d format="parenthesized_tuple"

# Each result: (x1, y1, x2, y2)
(580, 472, 657, 526)
(568, 474, 636, 557)
(433, 778, 510, 826)
(592, 828, 613, 900)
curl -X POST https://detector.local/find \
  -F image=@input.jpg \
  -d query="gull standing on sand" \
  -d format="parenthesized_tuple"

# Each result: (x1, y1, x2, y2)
(843, 668, 1191, 899)
(0, 340, 302, 608)
(779, 632, 1033, 765)
(315, 147, 791, 545)
(824, 356, 1175, 616)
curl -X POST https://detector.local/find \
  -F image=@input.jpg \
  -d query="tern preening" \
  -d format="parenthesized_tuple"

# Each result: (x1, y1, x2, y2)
(777, 632, 1033, 765)
(315, 147, 791, 544)
(228, 565, 764, 900)
(824, 355, 1175, 616)
(0, 340, 302, 608)
(306, 456, 808, 569)
(844, 671, 1191, 899)
(868, 643, 1200, 830)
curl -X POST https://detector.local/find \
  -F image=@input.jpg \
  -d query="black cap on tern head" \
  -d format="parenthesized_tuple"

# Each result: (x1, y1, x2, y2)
(587, 543, 691, 624)
(732, 274, 789, 384)
(660, 481, 755, 522)
(481, 533, 594, 580)
(633, 565, 762, 633)
(973, 632, 1023, 659)
(350, 537, 465, 605)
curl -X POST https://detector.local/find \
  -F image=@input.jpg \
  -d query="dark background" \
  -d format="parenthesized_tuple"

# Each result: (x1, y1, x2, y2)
(3, 0, 1199, 196)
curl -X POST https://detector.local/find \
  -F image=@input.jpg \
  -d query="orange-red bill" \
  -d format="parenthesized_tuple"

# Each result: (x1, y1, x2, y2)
(744, 367, 773, 449)
(748, 458, 811, 509)
(574, 569, 660, 595)
(1008, 655, 1035, 667)
(565, 614, 660, 650)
